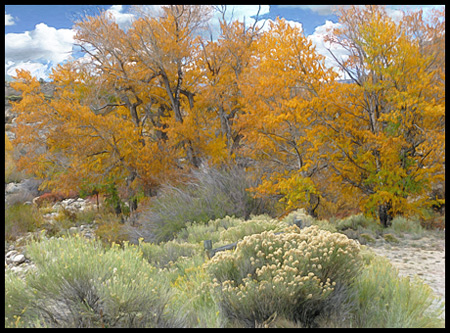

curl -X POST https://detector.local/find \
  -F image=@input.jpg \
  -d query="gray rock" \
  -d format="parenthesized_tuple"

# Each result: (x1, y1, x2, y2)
(11, 254, 26, 265)
(5, 250, 18, 260)
(5, 182, 21, 194)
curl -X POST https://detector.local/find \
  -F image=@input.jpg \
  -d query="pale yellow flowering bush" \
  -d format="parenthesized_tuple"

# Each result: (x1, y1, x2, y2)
(219, 215, 286, 244)
(206, 225, 362, 327)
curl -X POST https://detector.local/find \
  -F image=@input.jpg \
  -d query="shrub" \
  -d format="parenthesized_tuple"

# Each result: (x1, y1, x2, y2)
(336, 214, 375, 231)
(136, 164, 276, 243)
(6, 235, 181, 328)
(176, 215, 244, 245)
(167, 260, 224, 328)
(139, 239, 203, 269)
(382, 233, 399, 243)
(350, 254, 444, 328)
(5, 272, 41, 328)
(218, 215, 286, 244)
(5, 203, 43, 241)
(390, 216, 424, 236)
(206, 225, 362, 327)
(38, 206, 98, 239)
(358, 233, 376, 244)
(94, 213, 129, 246)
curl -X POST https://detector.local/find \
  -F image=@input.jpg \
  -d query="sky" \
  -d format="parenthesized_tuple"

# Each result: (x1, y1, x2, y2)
(4, 4, 444, 81)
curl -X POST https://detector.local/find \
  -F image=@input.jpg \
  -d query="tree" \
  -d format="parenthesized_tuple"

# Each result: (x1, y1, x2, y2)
(196, 6, 264, 162)
(320, 5, 445, 226)
(11, 6, 216, 211)
(127, 5, 214, 168)
(237, 18, 337, 217)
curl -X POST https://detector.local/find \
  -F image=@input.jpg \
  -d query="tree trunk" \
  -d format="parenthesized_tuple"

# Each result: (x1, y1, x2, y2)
(307, 193, 320, 218)
(378, 201, 393, 227)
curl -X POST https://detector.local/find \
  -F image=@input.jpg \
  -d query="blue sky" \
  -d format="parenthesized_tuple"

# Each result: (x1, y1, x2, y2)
(4, 4, 444, 81)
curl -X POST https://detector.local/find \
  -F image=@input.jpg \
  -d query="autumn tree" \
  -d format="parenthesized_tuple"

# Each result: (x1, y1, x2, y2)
(11, 6, 215, 212)
(127, 5, 214, 168)
(319, 5, 445, 226)
(237, 18, 337, 217)
(195, 6, 264, 163)
(10, 5, 444, 226)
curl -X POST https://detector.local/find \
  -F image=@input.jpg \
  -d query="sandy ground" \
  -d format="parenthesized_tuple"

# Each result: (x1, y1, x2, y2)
(366, 230, 445, 321)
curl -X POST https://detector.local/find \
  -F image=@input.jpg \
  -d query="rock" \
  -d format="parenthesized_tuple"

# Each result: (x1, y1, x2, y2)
(11, 254, 26, 265)
(5, 251, 26, 266)
(5, 250, 19, 261)
(5, 179, 43, 206)
(5, 182, 21, 194)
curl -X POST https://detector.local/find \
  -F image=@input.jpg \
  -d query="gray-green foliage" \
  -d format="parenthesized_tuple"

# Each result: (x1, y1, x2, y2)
(5, 212, 444, 328)
(135, 165, 275, 243)
(5, 235, 180, 328)
(350, 252, 444, 328)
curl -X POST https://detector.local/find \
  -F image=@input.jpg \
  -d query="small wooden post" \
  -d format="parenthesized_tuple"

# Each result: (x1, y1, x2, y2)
(204, 240, 212, 258)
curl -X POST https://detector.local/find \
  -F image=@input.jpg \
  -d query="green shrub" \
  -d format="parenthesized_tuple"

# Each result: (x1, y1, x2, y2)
(164, 256, 224, 327)
(218, 215, 286, 244)
(139, 239, 203, 269)
(359, 233, 376, 244)
(383, 233, 399, 243)
(350, 254, 444, 328)
(390, 216, 424, 236)
(5, 272, 42, 328)
(175, 216, 239, 245)
(206, 225, 362, 327)
(336, 214, 375, 231)
(6, 235, 181, 328)
(5, 203, 43, 241)
(94, 213, 129, 246)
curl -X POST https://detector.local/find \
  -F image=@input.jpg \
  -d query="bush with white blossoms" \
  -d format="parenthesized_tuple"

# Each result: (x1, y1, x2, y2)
(206, 225, 362, 327)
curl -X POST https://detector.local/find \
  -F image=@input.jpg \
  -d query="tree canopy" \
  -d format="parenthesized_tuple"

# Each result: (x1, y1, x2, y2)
(10, 5, 445, 224)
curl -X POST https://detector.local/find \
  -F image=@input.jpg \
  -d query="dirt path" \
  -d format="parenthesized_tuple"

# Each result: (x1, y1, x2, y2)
(366, 231, 445, 320)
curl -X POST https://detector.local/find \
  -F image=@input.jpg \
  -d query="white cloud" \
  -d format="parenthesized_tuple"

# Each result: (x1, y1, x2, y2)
(5, 23, 75, 80)
(135, 5, 165, 17)
(5, 60, 51, 80)
(307, 20, 350, 79)
(5, 12, 15, 26)
(5, 23, 75, 64)
(386, 7, 405, 22)
(106, 5, 135, 30)
(278, 5, 336, 16)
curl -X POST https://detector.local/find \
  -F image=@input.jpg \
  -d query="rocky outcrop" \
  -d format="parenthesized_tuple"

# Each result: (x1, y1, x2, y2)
(5, 178, 43, 206)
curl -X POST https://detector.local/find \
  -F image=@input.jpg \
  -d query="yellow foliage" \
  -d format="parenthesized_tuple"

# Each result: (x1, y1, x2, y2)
(8, 5, 444, 224)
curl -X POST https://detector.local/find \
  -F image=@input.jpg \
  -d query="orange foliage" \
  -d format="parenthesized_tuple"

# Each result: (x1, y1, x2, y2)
(10, 5, 445, 223)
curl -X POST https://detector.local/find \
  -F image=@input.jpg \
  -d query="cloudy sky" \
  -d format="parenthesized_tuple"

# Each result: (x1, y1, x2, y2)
(4, 4, 443, 81)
